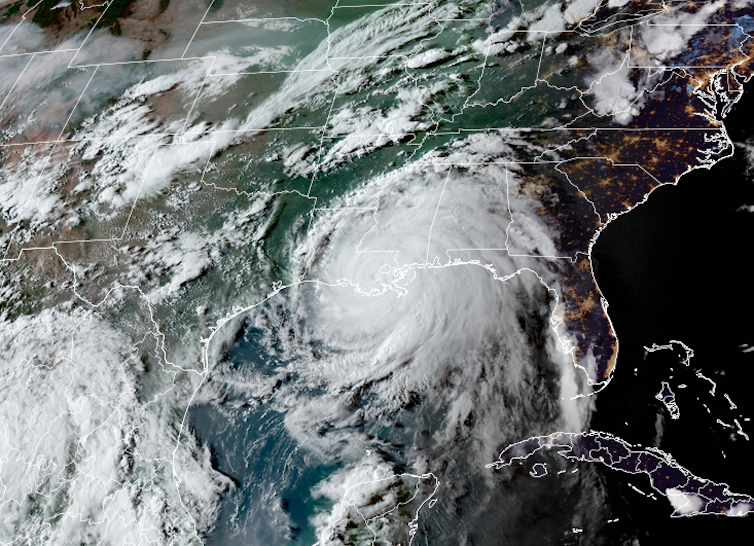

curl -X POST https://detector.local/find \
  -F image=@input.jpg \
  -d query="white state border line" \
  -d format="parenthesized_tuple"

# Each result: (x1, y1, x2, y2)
(78, 56, 216, 138)
(200, 0, 432, 25)
(305, 83, 340, 197)
(0, 48, 80, 61)
(327, 2, 439, 60)
(195, 138, 316, 203)
(431, 17, 491, 22)
(181, 0, 218, 59)
(181, 126, 330, 136)
(61, 0, 213, 67)
(503, 163, 586, 261)
(0, 55, 213, 146)
(628, 21, 752, 69)
(328, 54, 418, 59)
(120, 141, 216, 240)
(322, 132, 417, 138)
(462, 30, 546, 113)
(1, 0, 748, 532)
(193, 2, 431, 55)
(0, 53, 35, 113)
(630, 63, 746, 69)
(67, 1, 115, 68)
(337, 2, 432, 6)
(0, 0, 46, 54)
(179, 56, 217, 136)
(0, 125, 723, 148)
(0, 133, 180, 147)
(1, 140, 218, 261)
(0, 47, 80, 60)
(429, 127, 725, 133)
(0, 7, 735, 222)
(310, 161, 588, 263)
(0, 154, 654, 255)
(424, 168, 452, 264)
(315, 207, 379, 211)
(392, 155, 675, 261)
(647, 22, 742, 27)
(181, 67, 336, 136)
(0, 142, 702, 397)
(199, 16, 328, 26)
(207, 69, 334, 76)
(2, 65, 99, 260)
(2, 11, 731, 66)
(70, 55, 213, 70)
(0, 4, 737, 63)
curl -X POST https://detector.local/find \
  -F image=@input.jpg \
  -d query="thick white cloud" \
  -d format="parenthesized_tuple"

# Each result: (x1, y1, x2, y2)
(199, 134, 595, 535)
(582, 51, 648, 124)
(666, 488, 706, 515)
(0, 306, 213, 545)
(639, 1, 728, 62)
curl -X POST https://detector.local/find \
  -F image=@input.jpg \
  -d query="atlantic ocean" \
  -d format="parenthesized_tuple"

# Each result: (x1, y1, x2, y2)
(591, 86, 754, 540)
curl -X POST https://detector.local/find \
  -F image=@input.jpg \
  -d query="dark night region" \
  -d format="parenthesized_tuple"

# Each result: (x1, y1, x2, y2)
(590, 86, 754, 540)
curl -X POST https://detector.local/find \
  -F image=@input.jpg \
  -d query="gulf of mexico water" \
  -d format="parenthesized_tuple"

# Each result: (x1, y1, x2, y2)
(183, 2, 754, 543)
(188, 318, 340, 546)
(188, 278, 623, 546)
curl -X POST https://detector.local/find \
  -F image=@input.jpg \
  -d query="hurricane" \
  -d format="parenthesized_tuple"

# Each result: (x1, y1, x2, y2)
(194, 144, 598, 544)
(3, 0, 749, 543)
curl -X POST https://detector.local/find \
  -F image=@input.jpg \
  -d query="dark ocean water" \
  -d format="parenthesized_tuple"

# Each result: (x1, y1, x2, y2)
(187, 72, 754, 544)
(591, 86, 754, 540)
(189, 280, 617, 546)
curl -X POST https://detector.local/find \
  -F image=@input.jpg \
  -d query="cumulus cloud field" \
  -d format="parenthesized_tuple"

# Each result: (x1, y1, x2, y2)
(0, 0, 750, 543)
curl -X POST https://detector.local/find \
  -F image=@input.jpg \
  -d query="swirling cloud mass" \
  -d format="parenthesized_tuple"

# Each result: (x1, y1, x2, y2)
(0, 0, 752, 544)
